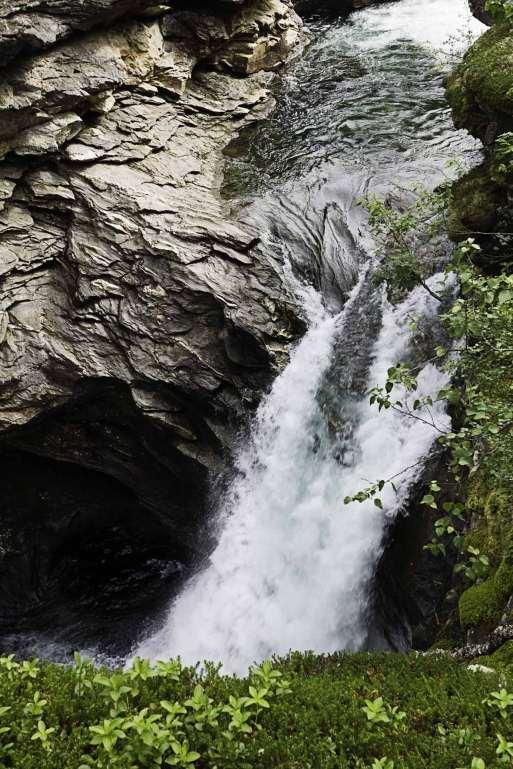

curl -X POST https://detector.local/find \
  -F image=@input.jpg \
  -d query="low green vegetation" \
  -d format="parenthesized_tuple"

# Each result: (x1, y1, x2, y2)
(3, 652, 513, 768)
(478, 641, 513, 670)
(486, 0, 513, 23)
(459, 549, 513, 629)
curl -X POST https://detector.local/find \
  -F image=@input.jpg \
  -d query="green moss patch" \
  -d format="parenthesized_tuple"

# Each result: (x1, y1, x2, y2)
(447, 163, 503, 242)
(465, 476, 513, 564)
(459, 549, 513, 629)
(488, 640, 513, 668)
(446, 22, 513, 138)
(470, 641, 513, 673)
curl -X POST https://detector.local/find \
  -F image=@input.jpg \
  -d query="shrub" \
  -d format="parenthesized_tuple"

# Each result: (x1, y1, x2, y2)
(0, 651, 513, 768)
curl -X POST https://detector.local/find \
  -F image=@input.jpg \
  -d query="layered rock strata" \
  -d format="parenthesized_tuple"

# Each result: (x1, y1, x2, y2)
(0, 0, 302, 652)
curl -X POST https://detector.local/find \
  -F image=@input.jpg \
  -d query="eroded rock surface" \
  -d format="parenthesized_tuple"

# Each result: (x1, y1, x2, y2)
(0, 0, 302, 653)
(0, 0, 290, 66)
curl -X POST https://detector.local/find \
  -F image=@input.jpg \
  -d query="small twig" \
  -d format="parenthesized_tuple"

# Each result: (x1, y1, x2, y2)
(391, 404, 447, 434)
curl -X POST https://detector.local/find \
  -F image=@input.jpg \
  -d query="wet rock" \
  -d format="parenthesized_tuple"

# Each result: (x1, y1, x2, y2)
(452, 621, 513, 661)
(372, 460, 460, 652)
(0, 0, 303, 653)
(468, 0, 493, 25)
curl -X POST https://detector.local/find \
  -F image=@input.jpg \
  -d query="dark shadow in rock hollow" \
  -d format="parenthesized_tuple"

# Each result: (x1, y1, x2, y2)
(0, 378, 217, 659)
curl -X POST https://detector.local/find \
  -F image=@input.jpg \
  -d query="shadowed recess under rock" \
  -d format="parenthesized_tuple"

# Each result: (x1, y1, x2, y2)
(0, 378, 217, 657)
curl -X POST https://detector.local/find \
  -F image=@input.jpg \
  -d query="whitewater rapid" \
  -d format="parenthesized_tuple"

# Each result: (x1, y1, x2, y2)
(136, 270, 450, 673)
(135, 0, 481, 673)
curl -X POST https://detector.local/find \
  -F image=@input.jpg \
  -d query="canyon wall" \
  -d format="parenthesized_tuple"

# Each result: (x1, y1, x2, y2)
(0, 0, 304, 652)
(0, 0, 400, 653)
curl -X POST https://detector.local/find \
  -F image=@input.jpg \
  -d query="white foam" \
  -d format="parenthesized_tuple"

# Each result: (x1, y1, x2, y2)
(136, 271, 450, 674)
(134, 0, 473, 674)
(349, 0, 484, 55)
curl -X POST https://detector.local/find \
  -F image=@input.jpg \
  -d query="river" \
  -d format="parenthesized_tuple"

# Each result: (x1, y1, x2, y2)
(134, 0, 484, 673)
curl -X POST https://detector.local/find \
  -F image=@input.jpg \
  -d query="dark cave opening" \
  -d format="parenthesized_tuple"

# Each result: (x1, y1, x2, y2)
(0, 450, 192, 658)
(0, 378, 217, 660)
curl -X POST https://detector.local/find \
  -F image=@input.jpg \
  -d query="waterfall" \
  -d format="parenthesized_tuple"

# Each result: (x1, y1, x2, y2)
(134, 0, 483, 673)
(136, 270, 450, 674)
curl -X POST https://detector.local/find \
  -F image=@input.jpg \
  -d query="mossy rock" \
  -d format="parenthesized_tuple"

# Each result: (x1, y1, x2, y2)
(489, 640, 513, 667)
(459, 473, 513, 633)
(429, 635, 459, 651)
(446, 22, 513, 140)
(447, 163, 513, 269)
(459, 472, 513, 629)
(465, 476, 513, 563)
(435, 474, 513, 640)
(459, 550, 513, 630)
(447, 163, 502, 242)
(471, 641, 513, 672)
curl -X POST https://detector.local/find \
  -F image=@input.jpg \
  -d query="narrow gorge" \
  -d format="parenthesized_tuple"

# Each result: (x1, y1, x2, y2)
(6, 1, 513, 767)
(0, 0, 510, 680)
(0, 0, 488, 663)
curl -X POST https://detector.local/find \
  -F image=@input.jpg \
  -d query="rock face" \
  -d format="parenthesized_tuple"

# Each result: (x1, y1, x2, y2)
(0, 0, 303, 653)
(0, 0, 155, 66)
(468, 0, 493, 25)
(446, 20, 513, 269)
(0, 0, 291, 66)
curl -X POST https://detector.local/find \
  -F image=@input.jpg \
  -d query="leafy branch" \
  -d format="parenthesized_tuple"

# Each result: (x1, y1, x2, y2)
(345, 176, 513, 583)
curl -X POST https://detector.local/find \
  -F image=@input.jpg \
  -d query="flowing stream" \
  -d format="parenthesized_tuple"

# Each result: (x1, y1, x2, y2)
(136, 0, 484, 673)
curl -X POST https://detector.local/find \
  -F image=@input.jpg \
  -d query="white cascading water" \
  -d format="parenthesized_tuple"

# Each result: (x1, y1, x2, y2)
(135, 0, 481, 673)
(137, 271, 450, 674)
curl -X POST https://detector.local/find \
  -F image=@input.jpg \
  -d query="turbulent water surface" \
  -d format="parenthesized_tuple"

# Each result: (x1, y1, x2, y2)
(136, 0, 484, 673)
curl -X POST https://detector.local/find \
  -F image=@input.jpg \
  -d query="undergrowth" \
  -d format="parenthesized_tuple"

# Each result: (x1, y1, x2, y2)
(2, 652, 513, 768)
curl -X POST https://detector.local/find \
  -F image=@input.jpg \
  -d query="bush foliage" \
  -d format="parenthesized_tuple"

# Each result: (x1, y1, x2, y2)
(2, 651, 513, 768)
